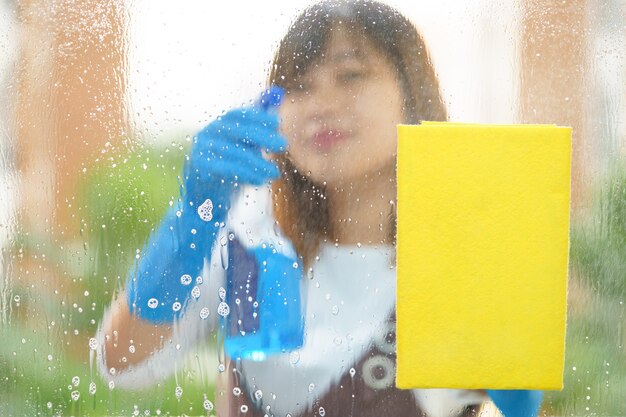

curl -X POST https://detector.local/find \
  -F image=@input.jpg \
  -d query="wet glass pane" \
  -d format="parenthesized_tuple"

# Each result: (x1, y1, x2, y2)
(0, 1, 624, 416)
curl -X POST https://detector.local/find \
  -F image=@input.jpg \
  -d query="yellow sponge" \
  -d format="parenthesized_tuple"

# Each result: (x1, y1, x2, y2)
(396, 123, 571, 390)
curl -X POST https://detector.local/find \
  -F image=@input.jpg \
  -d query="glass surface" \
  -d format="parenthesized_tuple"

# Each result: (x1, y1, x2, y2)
(0, 0, 624, 416)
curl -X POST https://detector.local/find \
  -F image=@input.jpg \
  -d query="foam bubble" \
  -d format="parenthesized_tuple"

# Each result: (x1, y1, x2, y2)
(197, 199, 214, 221)
(217, 302, 230, 317)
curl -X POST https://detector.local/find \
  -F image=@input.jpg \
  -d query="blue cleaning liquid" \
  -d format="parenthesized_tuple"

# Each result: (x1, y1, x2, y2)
(223, 236, 305, 361)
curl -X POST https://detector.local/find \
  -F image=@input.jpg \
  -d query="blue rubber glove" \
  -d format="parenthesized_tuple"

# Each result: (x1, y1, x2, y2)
(486, 389, 544, 417)
(126, 87, 286, 323)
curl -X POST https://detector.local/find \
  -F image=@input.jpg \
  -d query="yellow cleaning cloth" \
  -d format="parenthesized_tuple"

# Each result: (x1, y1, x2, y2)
(396, 123, 571, 390)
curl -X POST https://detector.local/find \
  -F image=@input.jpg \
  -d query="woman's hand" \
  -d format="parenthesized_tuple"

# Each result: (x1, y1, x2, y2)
(126, 87, 286, 324)
(183, 87, 287, 216)
(486, 389, 544, 417)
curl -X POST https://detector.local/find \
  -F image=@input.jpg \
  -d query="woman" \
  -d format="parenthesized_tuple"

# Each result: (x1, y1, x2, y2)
(97, 2, 544, 416)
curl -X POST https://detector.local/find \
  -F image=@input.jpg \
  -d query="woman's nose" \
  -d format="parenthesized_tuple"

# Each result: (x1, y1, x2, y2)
(305, 80, 342, 123)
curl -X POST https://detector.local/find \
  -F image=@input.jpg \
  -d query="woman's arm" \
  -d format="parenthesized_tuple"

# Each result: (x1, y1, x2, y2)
(92, 193, 224, 388)
(96, 226, 227, 389)
(101, 293, 173, 373)
(96, 292, 183, 390)
(95, 251, 224, 390)
(94, 88, 285, 387)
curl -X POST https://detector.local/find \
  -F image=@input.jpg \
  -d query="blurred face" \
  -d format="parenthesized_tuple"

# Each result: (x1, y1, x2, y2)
(278, 27, 405, 186)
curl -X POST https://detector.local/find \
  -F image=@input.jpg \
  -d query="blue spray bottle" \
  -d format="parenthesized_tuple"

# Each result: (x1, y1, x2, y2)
(222, 86, 305, 361)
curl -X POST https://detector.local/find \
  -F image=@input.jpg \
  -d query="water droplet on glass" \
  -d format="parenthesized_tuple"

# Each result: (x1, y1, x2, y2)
(147, 298, 158, 309)
(308, 383, 315, 392)
(292, 262, 299, 269)
(191, 286, 201, 298)
(289, 351, 300, 365)
(240, 405, 248, 413)
(175, 386, 183, 399)
(200, 307, 210, 319)
(198, 199, 214, 221)
(233, 387, 241, 396)
(108, 381, 115, 390)
(172, 302, 182, 311)
(331, 305, 339, 315)
(220, 241, 229, 269)
(180, 274, 192, 285)
(72, 376, 80, 386)
(218, 287, 226, 300)
(129, 345, 136, 353)
(254, 390, 263, 400)
(196, 276, 203, 285)
(47, 402, 52, 409)
(349, 368, 356, 377)
(89, 338, 98, 350)
(319, 407, 326, 416)
(71, 391, 80, 401)
(218, 302, 230, 317)
(218, 363, 225, 372)
(89, 382, 97, 395)
(203, 399, 214, 411)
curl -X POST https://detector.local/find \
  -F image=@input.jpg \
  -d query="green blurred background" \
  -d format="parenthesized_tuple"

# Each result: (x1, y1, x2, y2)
(1, 143, 218, 416)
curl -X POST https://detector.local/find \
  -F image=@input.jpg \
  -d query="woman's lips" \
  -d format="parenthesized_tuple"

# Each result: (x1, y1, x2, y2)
(312, 130, 349, 150)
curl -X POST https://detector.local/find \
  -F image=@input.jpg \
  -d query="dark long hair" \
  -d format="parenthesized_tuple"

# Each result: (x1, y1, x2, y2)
(268, 0, 448, 267)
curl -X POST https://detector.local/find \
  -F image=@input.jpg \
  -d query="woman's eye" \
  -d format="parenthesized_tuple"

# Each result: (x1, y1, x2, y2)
(338, 70, 365, 84)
